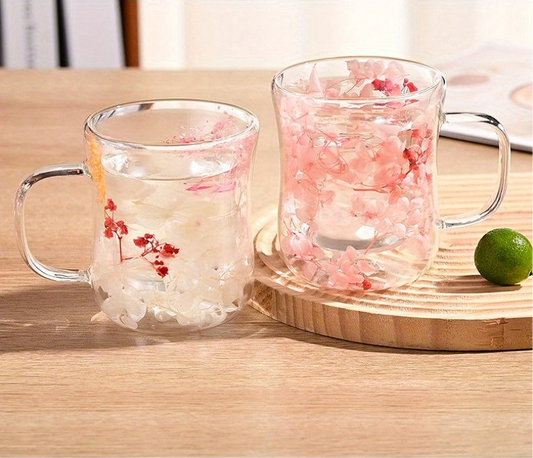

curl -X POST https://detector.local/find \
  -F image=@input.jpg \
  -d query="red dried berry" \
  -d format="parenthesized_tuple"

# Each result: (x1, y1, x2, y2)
(161, 243, 179, 257)
(133, 237, 148, 248)
(403, 147, 417, 164)
(372, 79, 386, 91)
(105, 198, 117, 212)
(116, 221, 128, 235)
(403, 78, 419, 93)
(156, 266, 169, 278)
(104, 217, 117, 231)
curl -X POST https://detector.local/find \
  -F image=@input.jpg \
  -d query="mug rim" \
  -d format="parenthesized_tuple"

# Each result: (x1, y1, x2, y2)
(272, 55, 445, 103)
(85, 98, 259, 151)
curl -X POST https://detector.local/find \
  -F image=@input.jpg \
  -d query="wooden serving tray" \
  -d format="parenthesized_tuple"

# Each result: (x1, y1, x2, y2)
(250, 174, 532, 351)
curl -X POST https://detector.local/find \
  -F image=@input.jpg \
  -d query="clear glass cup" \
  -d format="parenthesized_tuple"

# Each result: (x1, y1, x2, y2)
(272, 57, 510, 291)
(15, 99, 259, 331)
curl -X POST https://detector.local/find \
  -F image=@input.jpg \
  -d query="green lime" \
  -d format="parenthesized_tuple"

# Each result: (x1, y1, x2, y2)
(474, 228, 532, 286)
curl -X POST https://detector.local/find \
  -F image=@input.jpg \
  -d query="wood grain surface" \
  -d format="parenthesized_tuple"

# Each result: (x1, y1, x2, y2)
(251, 174, 532, 351)
(0, 70, 531, 457)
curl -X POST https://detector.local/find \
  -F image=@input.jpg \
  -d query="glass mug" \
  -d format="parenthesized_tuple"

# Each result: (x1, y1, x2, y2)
(15, 99, 259, 331)
(272, 56, 510, 291)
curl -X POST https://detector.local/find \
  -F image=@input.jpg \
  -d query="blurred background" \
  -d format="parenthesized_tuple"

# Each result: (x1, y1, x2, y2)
(0, 0, 531, 70)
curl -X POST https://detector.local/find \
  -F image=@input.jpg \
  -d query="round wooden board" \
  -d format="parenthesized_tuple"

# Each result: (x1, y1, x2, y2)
(250, 174, 533, 351)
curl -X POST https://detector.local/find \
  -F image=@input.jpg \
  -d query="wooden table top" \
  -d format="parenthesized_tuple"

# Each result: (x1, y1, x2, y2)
(0, 69, 531, 457)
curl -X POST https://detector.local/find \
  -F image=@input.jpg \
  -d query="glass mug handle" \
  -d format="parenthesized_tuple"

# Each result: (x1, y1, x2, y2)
(440, 112, 511, 230)
(14, 163, 90, 283)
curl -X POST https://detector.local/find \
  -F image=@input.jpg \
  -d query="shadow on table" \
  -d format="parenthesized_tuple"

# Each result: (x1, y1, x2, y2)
(0, 283, 464, 355)
(0, 283, 258, 354)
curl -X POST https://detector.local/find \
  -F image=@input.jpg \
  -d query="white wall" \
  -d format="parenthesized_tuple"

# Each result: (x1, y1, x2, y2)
(406, 0, 533, 65)
(138, 0, 186, 69)
(138, 0, 532, 69)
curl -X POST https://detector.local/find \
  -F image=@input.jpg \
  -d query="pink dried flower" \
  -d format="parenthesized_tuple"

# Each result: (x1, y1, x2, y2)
(277, 58, 434, 291)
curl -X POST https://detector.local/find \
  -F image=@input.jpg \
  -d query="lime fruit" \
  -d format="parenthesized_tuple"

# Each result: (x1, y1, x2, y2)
(474, 228, 532, 286)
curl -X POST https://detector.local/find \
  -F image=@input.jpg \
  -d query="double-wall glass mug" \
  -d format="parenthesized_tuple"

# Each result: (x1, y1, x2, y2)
(272, 57, 510, 291)
(15, 99, 259, 331)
